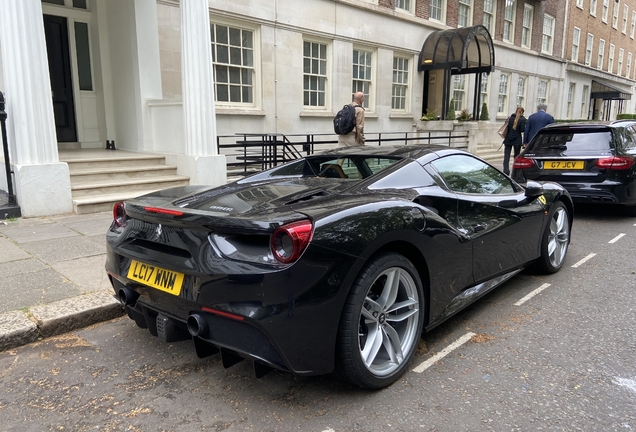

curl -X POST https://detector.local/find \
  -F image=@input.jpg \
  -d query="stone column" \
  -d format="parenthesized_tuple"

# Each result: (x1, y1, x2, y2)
(178, 0, 226, 185)
(0, 0, 72, 216)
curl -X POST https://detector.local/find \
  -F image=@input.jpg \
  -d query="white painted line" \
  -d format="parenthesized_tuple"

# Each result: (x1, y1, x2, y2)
(413, 332, 476, 373)
(514, 283, 551, 306)
(613, 377, 636, 394)
(571, 253, 596, 268)
(609, 233, 626, 244)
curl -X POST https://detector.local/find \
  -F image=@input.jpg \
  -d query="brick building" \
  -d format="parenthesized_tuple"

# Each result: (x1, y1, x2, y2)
(565, 0, 636, 119)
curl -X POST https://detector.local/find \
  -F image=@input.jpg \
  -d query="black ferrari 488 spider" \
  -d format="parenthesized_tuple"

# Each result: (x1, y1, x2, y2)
(106, 144, 573, 388)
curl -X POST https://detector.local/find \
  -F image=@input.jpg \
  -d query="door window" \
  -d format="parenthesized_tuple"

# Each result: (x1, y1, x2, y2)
(431, 155, 516, 194)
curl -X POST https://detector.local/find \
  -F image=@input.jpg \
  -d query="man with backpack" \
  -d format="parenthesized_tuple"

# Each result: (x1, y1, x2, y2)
(336, 92, 365, 147)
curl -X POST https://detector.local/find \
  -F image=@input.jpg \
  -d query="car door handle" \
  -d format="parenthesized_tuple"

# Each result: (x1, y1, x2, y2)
(473, 224, 485, 233)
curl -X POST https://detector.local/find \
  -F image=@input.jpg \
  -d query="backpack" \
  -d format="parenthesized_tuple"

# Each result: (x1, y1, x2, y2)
(333, 104, 356, 135)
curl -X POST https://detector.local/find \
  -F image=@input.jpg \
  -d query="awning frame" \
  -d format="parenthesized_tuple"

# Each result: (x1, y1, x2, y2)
(418, 25, 495, 120)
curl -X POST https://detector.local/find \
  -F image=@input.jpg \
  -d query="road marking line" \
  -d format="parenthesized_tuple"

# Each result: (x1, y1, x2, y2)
(413, 332, 476, 373)
(609, 233, 626, 244)
(514, 283, 551, 306)
(614, 377, 636, 394)
(571, 253, 596, 268)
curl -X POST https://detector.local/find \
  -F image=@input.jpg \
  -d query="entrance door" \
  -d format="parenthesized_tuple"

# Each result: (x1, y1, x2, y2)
(43, 15, 77, 142)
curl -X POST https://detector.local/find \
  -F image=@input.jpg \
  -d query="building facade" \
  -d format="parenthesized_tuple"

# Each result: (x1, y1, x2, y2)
(1, 0, 635, 217)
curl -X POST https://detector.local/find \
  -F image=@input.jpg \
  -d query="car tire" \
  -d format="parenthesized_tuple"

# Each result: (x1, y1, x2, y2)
(624, 205, 636, 217)
(336, 252, 425, 389)
(534, 201, 570, 274)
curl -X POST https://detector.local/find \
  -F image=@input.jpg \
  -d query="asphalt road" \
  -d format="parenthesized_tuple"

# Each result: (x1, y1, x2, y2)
(0, 204, 634, 431)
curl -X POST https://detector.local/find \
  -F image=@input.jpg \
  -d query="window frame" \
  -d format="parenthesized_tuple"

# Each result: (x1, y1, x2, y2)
(458, 0, 473, 28)
(452, 74, 467, 112)
(483, 0, 497, 34)
(536, 80, 548, 106)
(516, 76, 526, 109)
(210, 20, 259, 108)
(395, 0, 414, 14)
(623, 4, 629, 33)
(391, 55, 411, 112)
(572, 27, 581, 62)
(497, 73, 510, 115)
(608, 43, 615, 73)
(632, 10, 636, 38)
(302, 38, 330, 110)
(503, 0, 516, 44)
(576, 0, 583, 7)
(598, 38, 606, 70)
(602, 0, 609, 23)
(581, 85, 589, 119)
(627, 52, 633, 79)
(430, 0, 446, 23)
(618, 47, 624, 76)
(522, 4, 534, 49)
(352, 47, 375, 110)
(612, 0, 620, 28)
(480, 72, 490, 108)
(567, 83, 575, 119)
(585, 33, 594, 66)
(542, 14, 555, 55)
(591, 0, 598, 16)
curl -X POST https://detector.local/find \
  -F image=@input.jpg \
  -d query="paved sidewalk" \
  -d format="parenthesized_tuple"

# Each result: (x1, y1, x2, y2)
(0, 211, 123, 351)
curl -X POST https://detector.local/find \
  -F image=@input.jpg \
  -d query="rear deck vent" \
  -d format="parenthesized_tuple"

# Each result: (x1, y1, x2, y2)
(129, 239, 192, 258)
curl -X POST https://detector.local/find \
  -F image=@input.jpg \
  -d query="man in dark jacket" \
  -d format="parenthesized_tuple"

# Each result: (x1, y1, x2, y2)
(524, 103, 554, 145)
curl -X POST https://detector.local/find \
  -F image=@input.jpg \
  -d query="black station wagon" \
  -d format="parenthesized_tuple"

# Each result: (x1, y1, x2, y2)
(511, 121, 636, 215)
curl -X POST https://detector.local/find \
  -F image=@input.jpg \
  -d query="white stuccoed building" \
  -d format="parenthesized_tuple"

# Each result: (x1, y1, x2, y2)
(1, 0, 634, 217)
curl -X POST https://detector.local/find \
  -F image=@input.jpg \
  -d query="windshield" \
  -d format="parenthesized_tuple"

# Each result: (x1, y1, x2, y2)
(242, 155, 403, 181)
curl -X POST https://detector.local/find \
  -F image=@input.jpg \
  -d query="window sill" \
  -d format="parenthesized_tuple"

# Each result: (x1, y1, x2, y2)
(389, 112, 415, 119)
(299, 110, 335, 117)
(216, 108, 267, 116)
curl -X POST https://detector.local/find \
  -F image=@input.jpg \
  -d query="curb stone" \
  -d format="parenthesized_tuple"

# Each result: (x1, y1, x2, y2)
(0, 291, 123, 351)
(0, 311, 39, 351)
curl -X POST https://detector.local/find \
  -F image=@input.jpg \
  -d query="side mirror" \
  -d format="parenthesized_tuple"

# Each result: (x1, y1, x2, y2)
(524, 180, 545, 200)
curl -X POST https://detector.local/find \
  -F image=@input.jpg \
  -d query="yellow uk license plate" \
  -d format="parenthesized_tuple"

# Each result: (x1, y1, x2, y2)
(127, 259, 185, 296)
(543, 160, 584, 170)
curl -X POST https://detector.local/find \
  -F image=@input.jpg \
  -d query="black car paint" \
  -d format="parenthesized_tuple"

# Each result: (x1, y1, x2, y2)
(106, 145, 571, 377)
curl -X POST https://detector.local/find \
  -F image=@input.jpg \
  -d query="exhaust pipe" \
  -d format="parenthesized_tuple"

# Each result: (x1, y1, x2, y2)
(118, 287, 139, 306)
(187, 314, 209, 337)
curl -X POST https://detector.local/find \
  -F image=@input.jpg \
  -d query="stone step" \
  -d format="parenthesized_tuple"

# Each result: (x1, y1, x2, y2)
(69, 165, 178, 184)
(73, 189, 167, 215)
(65, 155, 167, 170)
(71, 175, 190, 198)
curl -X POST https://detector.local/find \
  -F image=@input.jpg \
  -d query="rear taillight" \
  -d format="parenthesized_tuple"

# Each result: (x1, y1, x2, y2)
(271, 220, 313, 264)
(513, 157, 535, 169)
(113, 201, 128, 228)
(595, 156, 635, 170)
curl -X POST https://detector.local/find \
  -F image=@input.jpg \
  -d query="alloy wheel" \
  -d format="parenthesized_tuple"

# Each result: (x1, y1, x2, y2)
(547, 206, 569, 268)
(358, 267, 420, 377)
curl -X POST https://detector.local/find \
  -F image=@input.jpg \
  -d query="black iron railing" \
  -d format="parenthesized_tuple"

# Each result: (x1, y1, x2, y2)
(0, 90, 21, 219)
(217, 130, 469, 176)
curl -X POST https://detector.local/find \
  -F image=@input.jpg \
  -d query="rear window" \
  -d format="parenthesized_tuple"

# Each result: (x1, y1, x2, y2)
(530, 131, 612, 153)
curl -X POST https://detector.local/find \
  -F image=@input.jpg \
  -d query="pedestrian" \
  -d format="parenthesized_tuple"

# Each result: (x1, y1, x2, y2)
(524, 102, 554, 145)
(502, 107, 526, 175)
(338, 92, 365, 147)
